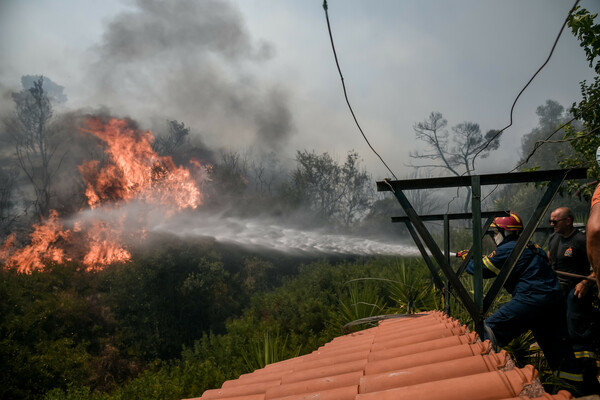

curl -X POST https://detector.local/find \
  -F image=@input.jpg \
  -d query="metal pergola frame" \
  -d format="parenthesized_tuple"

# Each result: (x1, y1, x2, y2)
(376, 168, 588, 337)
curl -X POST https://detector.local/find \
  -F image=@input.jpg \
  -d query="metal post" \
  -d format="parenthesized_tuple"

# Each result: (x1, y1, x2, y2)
(471, 175, 484, 336)
(444, 214, 451, 314)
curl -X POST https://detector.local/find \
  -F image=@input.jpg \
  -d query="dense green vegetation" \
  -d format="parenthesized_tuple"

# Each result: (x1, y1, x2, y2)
(562, 6, 600, 198)
(2, 235, 504, 400)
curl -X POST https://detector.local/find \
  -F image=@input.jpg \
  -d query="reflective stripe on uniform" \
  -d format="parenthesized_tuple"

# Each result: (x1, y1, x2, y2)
(556, 370, 584, 382)
(483, 256, 500, 275)
(574, 350, 596, 359)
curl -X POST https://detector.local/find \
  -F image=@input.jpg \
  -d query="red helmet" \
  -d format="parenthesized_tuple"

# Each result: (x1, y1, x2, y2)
(491, 212, 523, 232)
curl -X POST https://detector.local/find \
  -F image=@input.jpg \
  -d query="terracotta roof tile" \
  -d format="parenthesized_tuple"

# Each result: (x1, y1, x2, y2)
(356, 365, 538, 400)
(186, 310, 574, 400)
(279, 359, 367, 384)
(359, 352, 508, 393)
(268, 384, 358, 400)
(367, 331, 478, 360)
(365, 342, 491, 375)
(265, 372, 362, 399)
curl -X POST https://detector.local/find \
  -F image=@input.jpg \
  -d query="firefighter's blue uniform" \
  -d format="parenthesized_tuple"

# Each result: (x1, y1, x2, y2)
(466, 235, 583, 383)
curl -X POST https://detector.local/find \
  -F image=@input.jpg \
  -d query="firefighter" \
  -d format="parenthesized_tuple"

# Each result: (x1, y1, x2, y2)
(548, 206, 599, 389)
(460, 212, 589, 393)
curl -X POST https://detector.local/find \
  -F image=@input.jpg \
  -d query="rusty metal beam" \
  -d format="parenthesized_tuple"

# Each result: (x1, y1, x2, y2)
(391, 211, 509, 223)
(377, 168, 587, 191)
(471, 175, 484, 335)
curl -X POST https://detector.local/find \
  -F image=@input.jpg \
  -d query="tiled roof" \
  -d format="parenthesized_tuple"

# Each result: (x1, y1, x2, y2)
(185, 310, 574, 400)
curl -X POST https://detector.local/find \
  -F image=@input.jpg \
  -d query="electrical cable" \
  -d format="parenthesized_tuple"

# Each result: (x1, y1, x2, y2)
(322, 0, 586, 212)
(322, 0, 398, 180)
(519, 94, 600, 163)
(440, 0, 582, 212)
(481, 96, 600, 203)
(524, 126, 599, 165)
(472, 0, 581, 170)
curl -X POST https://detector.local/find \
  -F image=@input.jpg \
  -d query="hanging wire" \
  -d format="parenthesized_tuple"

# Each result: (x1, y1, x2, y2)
(523, 120, 599, 165)
(471, 0, 581, 171)
(481, 95, 600, 203)
(442, 0, 582, 212)
(322, 0, 398, 180)
(322, 0, 585, 210)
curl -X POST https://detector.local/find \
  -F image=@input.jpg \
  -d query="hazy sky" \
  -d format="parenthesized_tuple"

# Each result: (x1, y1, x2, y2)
(1, 0, 598, 180)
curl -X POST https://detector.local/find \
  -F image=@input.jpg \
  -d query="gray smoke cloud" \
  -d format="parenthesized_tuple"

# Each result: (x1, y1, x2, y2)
(86, 0, 294, 153)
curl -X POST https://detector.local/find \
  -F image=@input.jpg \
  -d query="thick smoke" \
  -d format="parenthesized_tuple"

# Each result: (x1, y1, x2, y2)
(86, 0, 294, 153)
(0, 1, 417, 260)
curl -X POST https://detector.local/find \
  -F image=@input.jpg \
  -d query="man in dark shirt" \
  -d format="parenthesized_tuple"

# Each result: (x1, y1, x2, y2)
(548, 207, 592, 294)
(548, 206, 599, 392)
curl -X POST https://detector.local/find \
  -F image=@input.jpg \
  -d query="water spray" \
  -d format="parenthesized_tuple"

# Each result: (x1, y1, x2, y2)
(152, 211, 420, 257)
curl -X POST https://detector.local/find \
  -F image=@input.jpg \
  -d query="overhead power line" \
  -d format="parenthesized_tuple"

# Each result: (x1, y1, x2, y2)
(322, 0, 585, 211)
(472, 0, 581, 170)
(445, 0, 583, 212)
(480, 94, 600, 203)
(322, 0, 398, 180)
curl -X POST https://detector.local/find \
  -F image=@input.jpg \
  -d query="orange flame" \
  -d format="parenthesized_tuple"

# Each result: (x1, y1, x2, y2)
(77, 117, 205, 267)
(79, 118, 202, 214)
(2, 210, 70, 274)
(1, 117, 209, 272)
(82, 220, 131, 272)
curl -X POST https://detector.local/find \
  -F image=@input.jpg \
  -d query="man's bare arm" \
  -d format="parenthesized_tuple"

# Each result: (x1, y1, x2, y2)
(586, 202, 600, 298)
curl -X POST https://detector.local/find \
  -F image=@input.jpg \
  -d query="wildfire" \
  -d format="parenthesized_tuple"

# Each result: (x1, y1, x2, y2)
(2, 210, 70, 274)
(82, 220, 132, 272)
(79, 118, 202, 213)
(1, 117, 210, 273)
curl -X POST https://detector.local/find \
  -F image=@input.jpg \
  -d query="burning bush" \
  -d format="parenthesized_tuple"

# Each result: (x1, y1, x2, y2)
(1, 117, 211, 273)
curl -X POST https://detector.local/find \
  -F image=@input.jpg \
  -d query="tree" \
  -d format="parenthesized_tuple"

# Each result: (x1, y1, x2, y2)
(409, 112, 501, 212)
(561, 6, 600, 199)
(291, 150, 341, 221)
(339, 152, 373, 226)
(492, 100, 588, 221)
(290, 150, 372, 228)
(206, 150, 249, 208)
(152, 120, 190, 157)
(520, 100, 578, 170)
(248, 152, 283, 197)
(0, 166, 18, 236)
(9, 76, 65, 220)
(409, 112, 457, 175)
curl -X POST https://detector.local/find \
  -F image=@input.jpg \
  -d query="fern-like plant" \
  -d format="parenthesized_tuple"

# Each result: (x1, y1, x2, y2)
(336, 280, 386, 330)
(241, 331, 299, 370)
(385, 258, 437, 314)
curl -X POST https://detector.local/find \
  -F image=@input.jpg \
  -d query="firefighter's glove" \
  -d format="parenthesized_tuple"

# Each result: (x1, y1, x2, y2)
(456, 250, 469, 259)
